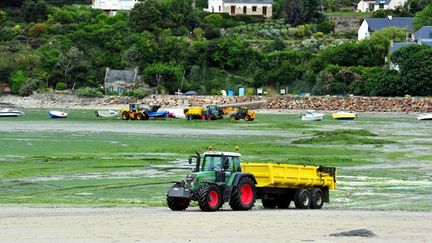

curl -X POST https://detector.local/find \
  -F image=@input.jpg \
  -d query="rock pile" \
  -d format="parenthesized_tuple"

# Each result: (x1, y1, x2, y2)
(264, 96, 432, 112)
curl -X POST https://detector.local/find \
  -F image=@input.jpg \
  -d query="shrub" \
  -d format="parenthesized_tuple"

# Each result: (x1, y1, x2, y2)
(132, 87, 152, 99)
(193, 27, 204, 41)
(28, 23, 48, 37)
(18, 79, 41, 96)
(9, 70, 28, 94)
(317, 20, 334, 34)
(75, 87, 103, 97)
(56, 82, 67, 90)
(245, 87, 255, 96)
(203, 14, 223, 28)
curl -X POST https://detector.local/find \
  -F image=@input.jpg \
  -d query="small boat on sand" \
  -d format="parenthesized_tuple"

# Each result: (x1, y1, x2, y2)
(95, 110, 118, 118)
(0, 108, 24, 117)
(417, 113, 432, 121)
(49, 111, 68, 118)
(332, 111, 357, 120)
(301, 110, 324, 121)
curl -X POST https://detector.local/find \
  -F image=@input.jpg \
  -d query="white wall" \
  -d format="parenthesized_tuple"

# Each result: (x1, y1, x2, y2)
(92, 0, 138, 11)
(389, 0, 407, 9)
(358, 19, 370, 40)
(205, 0, 224, 12)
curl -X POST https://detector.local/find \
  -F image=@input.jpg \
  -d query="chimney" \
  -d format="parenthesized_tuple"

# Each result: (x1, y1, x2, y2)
(388, 16, 392, 20)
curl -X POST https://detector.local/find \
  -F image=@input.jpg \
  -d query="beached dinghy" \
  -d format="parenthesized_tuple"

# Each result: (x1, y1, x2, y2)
(301, 110, 324, 121)
(95, 110, 118, 118)
(48, 111, 68, 118)
(0, 108, 24, 117)
(332, 111, 357, 120)
(417, 113, 432, 121)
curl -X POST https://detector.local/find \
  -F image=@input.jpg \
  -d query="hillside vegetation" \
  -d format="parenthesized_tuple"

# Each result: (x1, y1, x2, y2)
(0, 0, 432, 97)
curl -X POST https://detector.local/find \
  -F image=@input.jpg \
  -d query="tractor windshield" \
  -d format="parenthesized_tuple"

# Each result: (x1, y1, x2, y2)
(201, 155, 222, 171)
(201, 155, 241, 172)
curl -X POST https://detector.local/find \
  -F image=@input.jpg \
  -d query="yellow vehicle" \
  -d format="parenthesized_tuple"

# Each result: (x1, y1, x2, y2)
(120, 104, 149, 120)
(226, 107, 256, 121)
(184, 105, 223, 120)
(167, 150, 336, 211)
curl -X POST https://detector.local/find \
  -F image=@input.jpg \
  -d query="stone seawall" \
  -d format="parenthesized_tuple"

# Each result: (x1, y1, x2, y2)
(1, 94, 432, 112)
(264, 96, 432, 112)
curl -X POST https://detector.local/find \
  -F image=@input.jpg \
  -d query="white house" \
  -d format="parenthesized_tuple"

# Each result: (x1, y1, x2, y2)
(92, 0, 139, 16)
(358, 16, 414, 40)
(356, 0, 407, 12)
(204, 0, 273, 18)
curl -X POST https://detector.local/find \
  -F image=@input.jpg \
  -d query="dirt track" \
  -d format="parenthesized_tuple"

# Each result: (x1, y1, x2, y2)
(0, 207, 431, 242)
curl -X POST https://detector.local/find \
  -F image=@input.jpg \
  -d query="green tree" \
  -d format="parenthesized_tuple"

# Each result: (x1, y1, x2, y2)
(364, 68, 403, 96)
(21, 0, 48, 23)
(413, 4, 432, 30)
(391, 44, 432, 96)
(55, 47, 86, 87)
(129, 0, 161, 32)
(143, 63, 182, 93)
(283, 0, 322, 26)
(371, 27, 409, 43)
(0, 10, 6, 24)
(9, 70, 28, 94)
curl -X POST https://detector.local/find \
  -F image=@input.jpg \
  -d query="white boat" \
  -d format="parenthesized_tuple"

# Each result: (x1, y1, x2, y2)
(48, 111, 68, 118)
(332, 111, 357, 120)
(301, 110, 324, 121)
(0, 108, 24, 117)
(417, 113, 432, 120)
(95, 110, 118, 118)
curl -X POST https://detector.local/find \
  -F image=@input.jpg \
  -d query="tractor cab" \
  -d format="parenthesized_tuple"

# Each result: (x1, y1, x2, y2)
(204, 105, 223, 120)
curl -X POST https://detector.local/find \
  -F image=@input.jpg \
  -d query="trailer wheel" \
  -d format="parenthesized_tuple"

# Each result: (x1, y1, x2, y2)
(277, 196, 291, 209)
(229, 177, 256, 211)
(121, 111, 130, 120)
(294, 189, 311, 209)
(142, 112, 149, 120)
(198, 184, 223, 212)
(310, 188, 324, 209)
(167, 196, 190, 211)
(230, 115, 238, 121)
(262, 199, 277, 209)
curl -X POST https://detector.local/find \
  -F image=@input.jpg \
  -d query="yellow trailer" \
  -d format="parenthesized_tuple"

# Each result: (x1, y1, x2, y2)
(241, 162, 336, 209)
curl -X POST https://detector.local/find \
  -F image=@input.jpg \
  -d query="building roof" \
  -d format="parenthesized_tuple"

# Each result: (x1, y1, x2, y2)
(375, 0, 391, 4)
(223, 0, 273, 4)
(415, 26, 432, 40)
(366, 17, 414, 32)
(104, 67, 138, 84)
(389, 42, 417, 55)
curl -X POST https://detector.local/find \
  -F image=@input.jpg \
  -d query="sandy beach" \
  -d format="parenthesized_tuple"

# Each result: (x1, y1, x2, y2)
(0, 207, 431, 242)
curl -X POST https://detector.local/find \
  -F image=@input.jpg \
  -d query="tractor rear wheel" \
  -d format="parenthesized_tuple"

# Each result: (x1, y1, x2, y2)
(121, 111, 130, 120)
(262, 198, 277, 209)
(294, 189, 311, 209)
(229, 177, 256, 211)
(198, 184, 223, 212)
(167, 196, 190, 211)
(310, 188, 324, 209)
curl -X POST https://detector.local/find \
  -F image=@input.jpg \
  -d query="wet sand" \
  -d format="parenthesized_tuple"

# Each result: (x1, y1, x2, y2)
(0, 207, 431, 242)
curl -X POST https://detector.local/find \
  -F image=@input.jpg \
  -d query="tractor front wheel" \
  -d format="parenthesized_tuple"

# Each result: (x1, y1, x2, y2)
(137, 112, 144, 120)
(244, 115, 251, 121)
(198, 184, 223, 212)
(167, 196, 190, 211)
(121, 111, 130, 120)
(229, 177, 256, 211)
(230, 115, 238, 121)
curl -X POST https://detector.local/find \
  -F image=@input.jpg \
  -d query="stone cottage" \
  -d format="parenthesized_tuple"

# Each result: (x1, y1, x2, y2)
(103, 67, 139, 95)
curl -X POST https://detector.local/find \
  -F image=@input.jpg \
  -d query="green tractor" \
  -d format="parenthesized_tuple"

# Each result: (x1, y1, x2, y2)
(166, 151, 257, 211)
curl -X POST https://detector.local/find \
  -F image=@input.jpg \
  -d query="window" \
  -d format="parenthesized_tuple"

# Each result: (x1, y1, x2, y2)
(252, 6, 257, 11)
(202, 156, 222, 171)
(108, 86, 114, 92)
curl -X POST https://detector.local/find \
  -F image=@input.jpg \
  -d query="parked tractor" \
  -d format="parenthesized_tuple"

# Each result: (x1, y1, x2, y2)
(183, 105, 224, 120)
(166, 151, 336, 212)
(120, 104, 149, 120)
